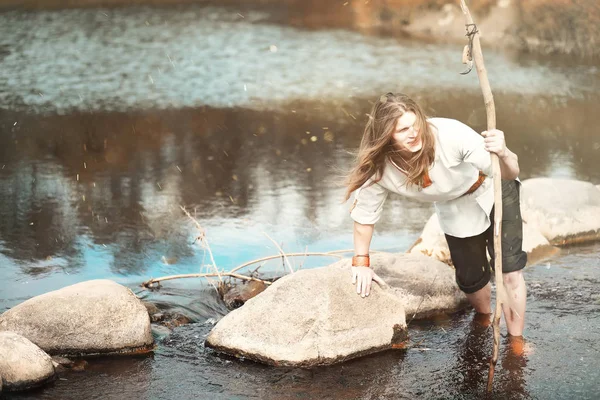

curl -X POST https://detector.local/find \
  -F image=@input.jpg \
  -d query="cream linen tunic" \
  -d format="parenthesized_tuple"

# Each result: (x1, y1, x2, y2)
(350, 117, 495, 238)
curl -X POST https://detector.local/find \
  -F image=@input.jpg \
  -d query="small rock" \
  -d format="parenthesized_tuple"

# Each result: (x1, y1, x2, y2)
(71, 360, 88, 372)
(51, 356, 73, 368)
(0, 331, 56, 391)
(222, 280, 268, 309)
(164, 314, 191, 329)
(151, 313, 164, 323)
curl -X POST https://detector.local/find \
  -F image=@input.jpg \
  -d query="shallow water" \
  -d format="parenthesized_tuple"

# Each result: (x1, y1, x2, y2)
(1, 3, 600, 399)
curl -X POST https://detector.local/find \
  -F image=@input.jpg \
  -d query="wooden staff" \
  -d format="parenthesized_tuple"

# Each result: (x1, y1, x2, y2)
(457, 0, 505, 393)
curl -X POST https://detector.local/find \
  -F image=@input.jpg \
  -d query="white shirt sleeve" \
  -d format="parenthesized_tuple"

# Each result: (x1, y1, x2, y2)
(349, 179, 388, 225)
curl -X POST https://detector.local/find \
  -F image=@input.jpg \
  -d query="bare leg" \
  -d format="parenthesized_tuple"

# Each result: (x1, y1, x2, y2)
(502, 270, 527, 337)
(465, 283, 492, 314)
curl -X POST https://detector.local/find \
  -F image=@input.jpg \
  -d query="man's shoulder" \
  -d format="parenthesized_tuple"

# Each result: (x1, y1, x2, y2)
(428, 117, 477, 140)
(428, 117, 466, 129)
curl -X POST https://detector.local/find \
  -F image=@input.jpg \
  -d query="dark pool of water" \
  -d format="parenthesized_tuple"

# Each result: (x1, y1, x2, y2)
(1, 3, 600, 399)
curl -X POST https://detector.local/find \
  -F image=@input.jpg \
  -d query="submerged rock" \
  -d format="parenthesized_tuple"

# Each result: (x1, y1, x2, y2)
(206, 253, 466, 367)
(143, 301, 160, 316)
(206, 263, 407, 367)
(221, 280, 268, 309)
(0, 331, 55, 392)
(0, 279, 154, 356)
(520, 178, 600, 245)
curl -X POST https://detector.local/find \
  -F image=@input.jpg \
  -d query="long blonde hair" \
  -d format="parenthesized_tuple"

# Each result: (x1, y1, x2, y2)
(344, 93, 436, 201)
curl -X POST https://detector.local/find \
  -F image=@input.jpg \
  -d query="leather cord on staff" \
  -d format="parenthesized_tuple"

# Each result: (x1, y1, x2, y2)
(460, 23, 479, 75)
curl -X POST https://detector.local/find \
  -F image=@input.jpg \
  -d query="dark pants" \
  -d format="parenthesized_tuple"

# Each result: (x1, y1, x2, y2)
(445, 180, 528, 294)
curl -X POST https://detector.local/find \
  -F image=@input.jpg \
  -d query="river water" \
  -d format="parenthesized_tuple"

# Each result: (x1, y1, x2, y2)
(1, 3, 599, 399)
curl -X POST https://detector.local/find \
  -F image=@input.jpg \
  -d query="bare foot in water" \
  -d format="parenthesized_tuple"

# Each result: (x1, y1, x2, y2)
(507, 335, 534, 356)
(472, 312, 492, 329)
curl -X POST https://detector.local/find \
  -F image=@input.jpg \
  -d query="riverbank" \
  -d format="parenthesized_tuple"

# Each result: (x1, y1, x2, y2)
(0, 0, 598, 59)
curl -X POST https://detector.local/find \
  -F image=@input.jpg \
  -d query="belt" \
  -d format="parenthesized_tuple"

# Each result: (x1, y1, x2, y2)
(463, 171, 487, 196)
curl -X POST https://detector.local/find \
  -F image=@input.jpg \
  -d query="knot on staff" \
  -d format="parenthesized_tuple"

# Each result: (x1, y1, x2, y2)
(460, 23, 479, 75)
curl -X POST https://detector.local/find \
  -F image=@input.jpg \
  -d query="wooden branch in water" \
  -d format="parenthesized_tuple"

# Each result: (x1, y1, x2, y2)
(458, 0, 505, 393)
(229, 252, 344, 274)
(141, 272, 272, 289)
(142, 252, 346, 289)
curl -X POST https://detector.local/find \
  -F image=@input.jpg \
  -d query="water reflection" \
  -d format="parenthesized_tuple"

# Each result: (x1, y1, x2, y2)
(1, 91, 599, 284)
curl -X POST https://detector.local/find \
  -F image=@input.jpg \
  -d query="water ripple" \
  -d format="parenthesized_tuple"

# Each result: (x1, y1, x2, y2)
(0, 5, 597, 113)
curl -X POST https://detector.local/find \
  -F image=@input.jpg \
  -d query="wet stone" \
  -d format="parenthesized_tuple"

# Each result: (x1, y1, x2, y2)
(51, 356, 73, 368)
(151, 313, 165, 323)
(0, 280, 153, 356)
(71, 360, 88, 372)
(0, 331, 56, 392)
(222, 280, 268, 310)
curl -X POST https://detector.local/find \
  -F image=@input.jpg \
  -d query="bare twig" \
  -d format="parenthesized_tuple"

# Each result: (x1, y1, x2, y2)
(458, 0, 505, 393)
(143, 252, 346, 291)
(297, 245, 309, 271)
(229, 252, 344, 275)
(262, 231, 295, 274)
(180, 206, 222, 284)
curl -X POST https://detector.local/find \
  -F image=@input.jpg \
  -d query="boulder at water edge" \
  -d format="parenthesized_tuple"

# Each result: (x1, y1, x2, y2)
(409, 177, 600, 264)
(408, 213, 554, 265)
(0, 331, 55, 391)
(520, 178, 600, 245)
(206, 253, 466, 367)
(0, 280, 153, 356)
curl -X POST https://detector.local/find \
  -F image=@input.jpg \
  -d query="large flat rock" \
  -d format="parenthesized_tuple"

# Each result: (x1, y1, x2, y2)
(520, 178, 600, 245)
(206, 264, 407, 367)
(0, 280, 153, 356)
(0, 331, 55, 391)
(206, 253, 467, 367)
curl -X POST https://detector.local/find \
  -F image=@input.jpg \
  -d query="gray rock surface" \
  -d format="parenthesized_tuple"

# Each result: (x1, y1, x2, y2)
(206, 253, 467, 367)
(367, 253, 468, 319)
(0, 331, 55, 391)
(0, 279, 153, 356)
(520, 178, 600, 245)
(206, 263, 408, 367)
